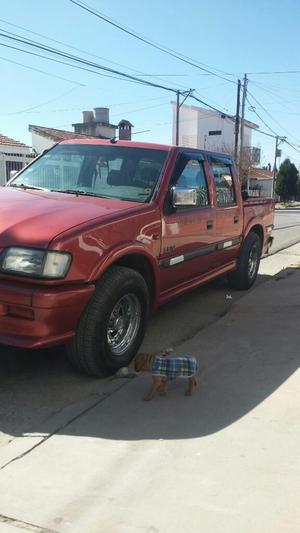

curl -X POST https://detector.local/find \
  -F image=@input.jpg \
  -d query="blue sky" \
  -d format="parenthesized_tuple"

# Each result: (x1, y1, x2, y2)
(1, 0, 300, 167)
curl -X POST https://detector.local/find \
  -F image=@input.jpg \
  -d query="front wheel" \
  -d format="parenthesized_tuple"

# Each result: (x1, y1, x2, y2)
(227, 232, 262, 290)
(67, 266, 149, 376)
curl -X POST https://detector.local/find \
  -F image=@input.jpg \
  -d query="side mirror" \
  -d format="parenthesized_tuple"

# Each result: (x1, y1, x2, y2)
(171, 186, 198, 208)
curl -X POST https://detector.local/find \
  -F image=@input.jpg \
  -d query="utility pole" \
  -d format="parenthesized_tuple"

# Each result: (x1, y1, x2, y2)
(175, 90, 180, 146)
(234, 79, 241, 162)
(272, 135, 286, 197)
(239, 74, 248, 184)
(273, 135, 279, 197)
(175, 89, 194, 146)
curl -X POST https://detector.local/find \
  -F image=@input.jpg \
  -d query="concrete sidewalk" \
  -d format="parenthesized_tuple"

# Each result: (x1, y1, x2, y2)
(0, 249, 299, 533)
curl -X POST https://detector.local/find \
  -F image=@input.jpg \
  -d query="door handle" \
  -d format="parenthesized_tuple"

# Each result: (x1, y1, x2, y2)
(234, 216, 239, 224)
(207, 220, 213, 229)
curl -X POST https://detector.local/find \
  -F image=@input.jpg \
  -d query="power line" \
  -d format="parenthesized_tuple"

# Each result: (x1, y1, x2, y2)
(241, 70, 300, 75)
(284, 139, 300, 155)
(0, 29, 240, 124)
(0, 40, 148, 85)
(0, 54, 85, 86)
(0, 16, 149, 76)
(0, 17, 189, 90)
(0, 29, 181, 93)
(247, 88, 300, 145)
(0, 86, 81, 116)
(69, 0, 237, 85)
(246, 96, 279, 137)
(249, 80, 297, 111)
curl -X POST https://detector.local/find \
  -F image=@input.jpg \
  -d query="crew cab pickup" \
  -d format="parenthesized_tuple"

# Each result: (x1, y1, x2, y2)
(0, 140, 274, 376)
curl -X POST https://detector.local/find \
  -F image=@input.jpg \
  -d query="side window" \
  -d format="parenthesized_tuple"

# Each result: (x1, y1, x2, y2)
(175, 159, 209, 208)
(211, 162, 236, 206)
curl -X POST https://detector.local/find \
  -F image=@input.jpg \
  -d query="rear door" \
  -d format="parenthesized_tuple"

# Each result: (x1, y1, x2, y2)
(159, 152, 217, 293)
(207, 155, 243, 266)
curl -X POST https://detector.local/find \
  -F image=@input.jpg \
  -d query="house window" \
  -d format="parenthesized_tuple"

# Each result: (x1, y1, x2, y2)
(208, 130, 222, 136)
(5, 161, 23, 181)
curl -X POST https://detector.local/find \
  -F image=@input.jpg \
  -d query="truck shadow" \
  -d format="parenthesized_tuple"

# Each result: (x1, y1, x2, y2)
(0, 269, 298, 442)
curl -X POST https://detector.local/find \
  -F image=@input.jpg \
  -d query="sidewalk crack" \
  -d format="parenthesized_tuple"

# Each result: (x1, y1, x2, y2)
(0, 380, 130, 471)
(0, 513, 58, 533)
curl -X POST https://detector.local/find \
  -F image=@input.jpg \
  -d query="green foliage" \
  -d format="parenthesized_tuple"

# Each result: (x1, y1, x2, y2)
(275, 158, 299, 200)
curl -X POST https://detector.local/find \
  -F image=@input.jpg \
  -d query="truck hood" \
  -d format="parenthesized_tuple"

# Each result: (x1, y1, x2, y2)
(0, 187, 139, 248)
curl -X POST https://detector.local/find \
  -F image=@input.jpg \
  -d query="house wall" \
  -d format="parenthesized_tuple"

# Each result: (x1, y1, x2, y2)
(95, 124, 115, 139)
(172, 103, 253, 158)
(74, 123, 116, 139)
(31, 132, 54, 155)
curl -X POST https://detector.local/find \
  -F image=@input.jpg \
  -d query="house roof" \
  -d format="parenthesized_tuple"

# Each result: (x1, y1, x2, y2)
(249, 167, 273, 181)
(0, 133, 30, 148)
(28, 124, 102, 142)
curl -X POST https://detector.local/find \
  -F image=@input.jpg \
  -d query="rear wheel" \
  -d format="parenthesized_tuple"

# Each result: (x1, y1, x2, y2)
(227, 232, 262, 290)
(67, 266, 149, 376)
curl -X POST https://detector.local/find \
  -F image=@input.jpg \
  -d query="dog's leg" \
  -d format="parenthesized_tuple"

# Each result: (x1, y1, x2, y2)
(159, 377, 168, 397)
(185, 376, 197, 396)
(144, 376, 162, 401)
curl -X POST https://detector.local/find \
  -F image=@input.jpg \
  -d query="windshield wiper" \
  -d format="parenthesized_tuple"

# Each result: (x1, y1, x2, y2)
(50, 189, 110, 199)
(10, 183, 49, 191)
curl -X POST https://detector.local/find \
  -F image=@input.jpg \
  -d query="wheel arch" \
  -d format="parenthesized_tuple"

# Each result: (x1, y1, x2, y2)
(244, 222, 264, 249)
(90, 245, 160, 311)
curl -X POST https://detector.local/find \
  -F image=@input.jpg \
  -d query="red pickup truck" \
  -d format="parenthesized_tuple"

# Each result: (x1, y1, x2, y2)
(0, 140, 274, 376)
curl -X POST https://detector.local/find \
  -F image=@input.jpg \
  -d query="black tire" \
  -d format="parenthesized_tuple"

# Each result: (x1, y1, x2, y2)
(227, 232, 262, 290)
(67, 266, 149, 377)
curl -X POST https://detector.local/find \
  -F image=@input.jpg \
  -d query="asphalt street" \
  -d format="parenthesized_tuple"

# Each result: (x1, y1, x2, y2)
(271, 209, 300, 253)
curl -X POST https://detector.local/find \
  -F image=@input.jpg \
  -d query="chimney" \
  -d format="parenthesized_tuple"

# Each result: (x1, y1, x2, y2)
(94, 107, 109, 123)
(118, 120, 133, 141)
(82, 110, 93, 123)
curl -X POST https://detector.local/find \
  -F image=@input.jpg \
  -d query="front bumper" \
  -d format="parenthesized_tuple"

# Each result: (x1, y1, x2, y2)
(0, 280, 95, 348)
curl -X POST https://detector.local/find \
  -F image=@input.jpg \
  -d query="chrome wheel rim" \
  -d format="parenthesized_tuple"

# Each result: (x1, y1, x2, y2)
(248, 244, 260, 279)
(107, 294, 141, 356)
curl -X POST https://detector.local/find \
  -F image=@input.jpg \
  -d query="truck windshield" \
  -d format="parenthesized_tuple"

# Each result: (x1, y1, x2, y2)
(10, 144, 169, 203)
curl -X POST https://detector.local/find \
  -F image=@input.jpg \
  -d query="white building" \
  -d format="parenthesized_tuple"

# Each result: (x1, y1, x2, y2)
(172, 103, 260, 162)
(0, 134, 35, 186)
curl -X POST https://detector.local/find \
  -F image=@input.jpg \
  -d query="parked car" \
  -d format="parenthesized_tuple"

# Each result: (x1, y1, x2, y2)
(0, 140, 274, 376)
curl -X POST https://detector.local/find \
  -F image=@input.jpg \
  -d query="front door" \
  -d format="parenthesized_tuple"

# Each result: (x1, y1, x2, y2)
(159, 153, 217, 293)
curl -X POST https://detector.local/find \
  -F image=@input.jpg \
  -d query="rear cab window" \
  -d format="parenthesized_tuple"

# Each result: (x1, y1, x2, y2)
(210, 158, 236, 206)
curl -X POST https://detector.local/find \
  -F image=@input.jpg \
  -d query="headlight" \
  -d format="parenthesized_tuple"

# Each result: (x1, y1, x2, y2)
(1, 247, 71, 278)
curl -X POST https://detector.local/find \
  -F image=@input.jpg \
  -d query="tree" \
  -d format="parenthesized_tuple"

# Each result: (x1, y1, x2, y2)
(275, 158, 299, 200)
(221, 143, 260, 189)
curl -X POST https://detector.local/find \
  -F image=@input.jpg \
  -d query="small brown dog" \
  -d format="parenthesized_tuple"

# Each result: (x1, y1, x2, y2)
(135, 352, 197, 401)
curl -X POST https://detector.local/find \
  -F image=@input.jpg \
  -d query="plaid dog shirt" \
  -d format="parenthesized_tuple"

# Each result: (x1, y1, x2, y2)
(151, 356, 197, 379)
